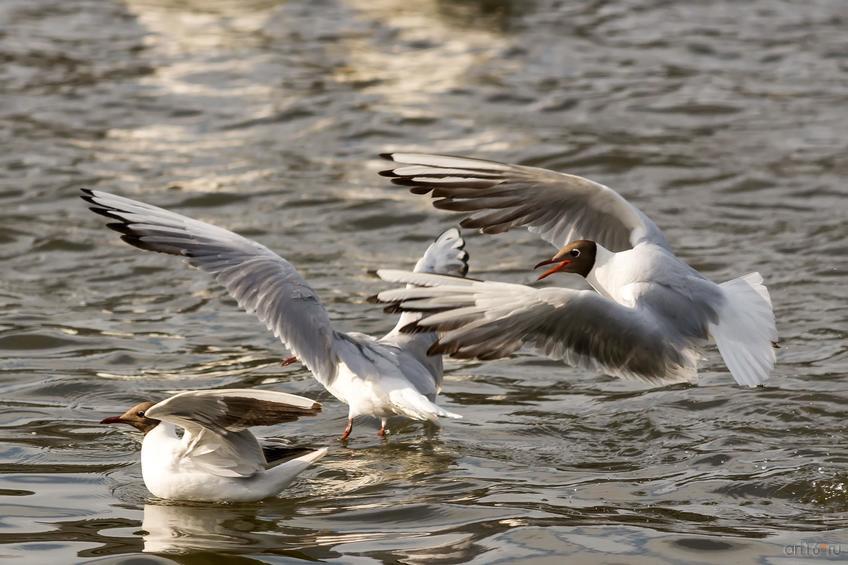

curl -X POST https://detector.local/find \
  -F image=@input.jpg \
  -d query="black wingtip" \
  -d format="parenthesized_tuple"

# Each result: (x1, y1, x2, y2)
(379, 152, 396, 161)
(106, 221, 134, 235)
(262, 445, 316, 465)
(87, 206, 125, 222)
(366, 294, 381, 304)
(383, 303, 404, 314)
(389, 178, 437, 195)
(389, 178, 419, 187)
(400, 320, 430, 334)
(80, 188, 96, 205)
(378, 168, 399, 177)
(427, 342, 446, 355)
(119, 233, 151, 251)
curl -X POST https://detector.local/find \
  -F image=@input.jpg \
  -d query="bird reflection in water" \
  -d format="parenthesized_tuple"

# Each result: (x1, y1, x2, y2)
(141, 503, 297, 556)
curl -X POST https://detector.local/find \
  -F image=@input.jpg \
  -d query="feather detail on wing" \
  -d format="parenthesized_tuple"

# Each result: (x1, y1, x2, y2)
(375, 271, 699, 385)
(380, 153, 668, 252)
(379, 228, 471, 393)
(81, 189, 342, 386)
(145, 389, 321, 433)
(412, 227, 469, 276)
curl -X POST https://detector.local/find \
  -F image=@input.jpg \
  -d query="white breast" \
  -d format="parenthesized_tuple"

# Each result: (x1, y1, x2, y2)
(140, 424, 261, 501)
(586, 244, 660, 307)
(140, 424, 183, 498)
(326, 362, 392, 419)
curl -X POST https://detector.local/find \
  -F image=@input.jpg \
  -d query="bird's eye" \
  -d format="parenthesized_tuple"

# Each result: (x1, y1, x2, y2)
(136, 411, 145, 417)
(570, 249, 581, 258)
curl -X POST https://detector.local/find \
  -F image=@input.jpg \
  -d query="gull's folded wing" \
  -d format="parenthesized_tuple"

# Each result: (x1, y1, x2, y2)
(145, 389, 321, 477)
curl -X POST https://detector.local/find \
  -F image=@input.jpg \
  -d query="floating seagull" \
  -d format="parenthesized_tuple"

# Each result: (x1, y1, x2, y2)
(101, 388, 325, 502)
(82, 189, 466, 439)
(375, 153, 778, 386)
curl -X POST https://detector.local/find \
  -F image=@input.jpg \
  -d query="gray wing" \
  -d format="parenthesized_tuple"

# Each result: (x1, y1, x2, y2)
(375, 270, 700, 385)
(411, 227, 469, 276)
(145, 389, 321, 433)
(82, 189, 341, 386)
(380, 153, 669, 252)
(340, 332, 442, 399)
(380, 227, 470, 392)
(145, 389, 321, 477)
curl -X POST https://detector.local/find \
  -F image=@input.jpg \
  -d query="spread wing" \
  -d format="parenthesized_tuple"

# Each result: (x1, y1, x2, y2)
(380, 153, 669, 252)
(82, 189, 342, 386)
(375, 271, 699, 385)
(379, 227, 470, 391)
(411, 227, 469, 277)
(145, 389, 321, 477)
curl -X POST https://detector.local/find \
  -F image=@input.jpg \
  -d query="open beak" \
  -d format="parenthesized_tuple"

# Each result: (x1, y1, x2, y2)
(534, 257, 572, 281)
(100, 415, 125, 425)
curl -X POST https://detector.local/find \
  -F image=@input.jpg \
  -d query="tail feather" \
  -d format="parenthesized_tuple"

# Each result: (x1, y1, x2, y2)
(711, 273, 777, 387)
(388, 388, 462, 422)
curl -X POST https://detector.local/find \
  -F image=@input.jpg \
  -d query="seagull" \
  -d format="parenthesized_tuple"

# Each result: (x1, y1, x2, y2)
(374, 153, 778, 386)
(100, 388, 326, 502)
(81, 189, 466, 439)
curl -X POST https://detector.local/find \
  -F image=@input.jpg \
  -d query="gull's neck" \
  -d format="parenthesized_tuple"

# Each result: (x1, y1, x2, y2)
(585, 243, 618, 297)
(142, 421, 177, 447)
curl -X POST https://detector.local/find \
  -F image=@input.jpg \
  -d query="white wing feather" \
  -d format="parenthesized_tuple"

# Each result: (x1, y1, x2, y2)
(380, 228, 469, 393)
(380, 153, 669, 252)
(376, 270, 699, 385)
(83, 189, 342, 386)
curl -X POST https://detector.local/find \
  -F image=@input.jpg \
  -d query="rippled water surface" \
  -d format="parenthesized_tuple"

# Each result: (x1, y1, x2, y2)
(2, 0, 847, 562)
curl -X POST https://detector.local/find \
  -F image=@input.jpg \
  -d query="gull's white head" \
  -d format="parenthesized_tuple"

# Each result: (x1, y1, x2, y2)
(534, 240, 598, 280)
(101, 401, 160, 435)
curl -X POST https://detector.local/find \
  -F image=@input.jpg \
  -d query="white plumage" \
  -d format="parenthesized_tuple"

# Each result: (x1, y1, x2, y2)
(376, 153, 778, 387)
(83, 189, 466, 438)
(102, 388, 325, 502)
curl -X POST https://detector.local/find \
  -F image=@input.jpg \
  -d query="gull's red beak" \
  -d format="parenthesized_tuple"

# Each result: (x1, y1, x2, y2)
(100, 415, 125, 425)
(534, 258, 572, 281)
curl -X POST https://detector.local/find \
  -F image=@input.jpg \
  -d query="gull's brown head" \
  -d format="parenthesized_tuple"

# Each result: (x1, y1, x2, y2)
(534, 240, 597, 280)
(100, 401, 160, 434)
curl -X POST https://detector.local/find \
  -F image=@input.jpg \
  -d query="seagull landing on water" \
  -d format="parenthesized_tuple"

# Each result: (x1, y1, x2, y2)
(101, 389, 325, 502)
(82, 189, 467, 440)
(375, 153, 778, 387)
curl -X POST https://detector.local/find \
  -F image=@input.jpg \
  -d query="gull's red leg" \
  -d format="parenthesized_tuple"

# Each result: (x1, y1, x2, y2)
(281, 356, 299, 366)
(341, 419, 353, 441)
(377, 418, 387, 437)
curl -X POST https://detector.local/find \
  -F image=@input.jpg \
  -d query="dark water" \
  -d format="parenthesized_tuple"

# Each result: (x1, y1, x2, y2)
(1, 0, 847, 562)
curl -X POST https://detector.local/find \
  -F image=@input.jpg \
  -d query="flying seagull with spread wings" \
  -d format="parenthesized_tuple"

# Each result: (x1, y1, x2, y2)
(101, 388, 324, 502)
(375, 153, 778, 387)
(83, 189, 467, 439)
